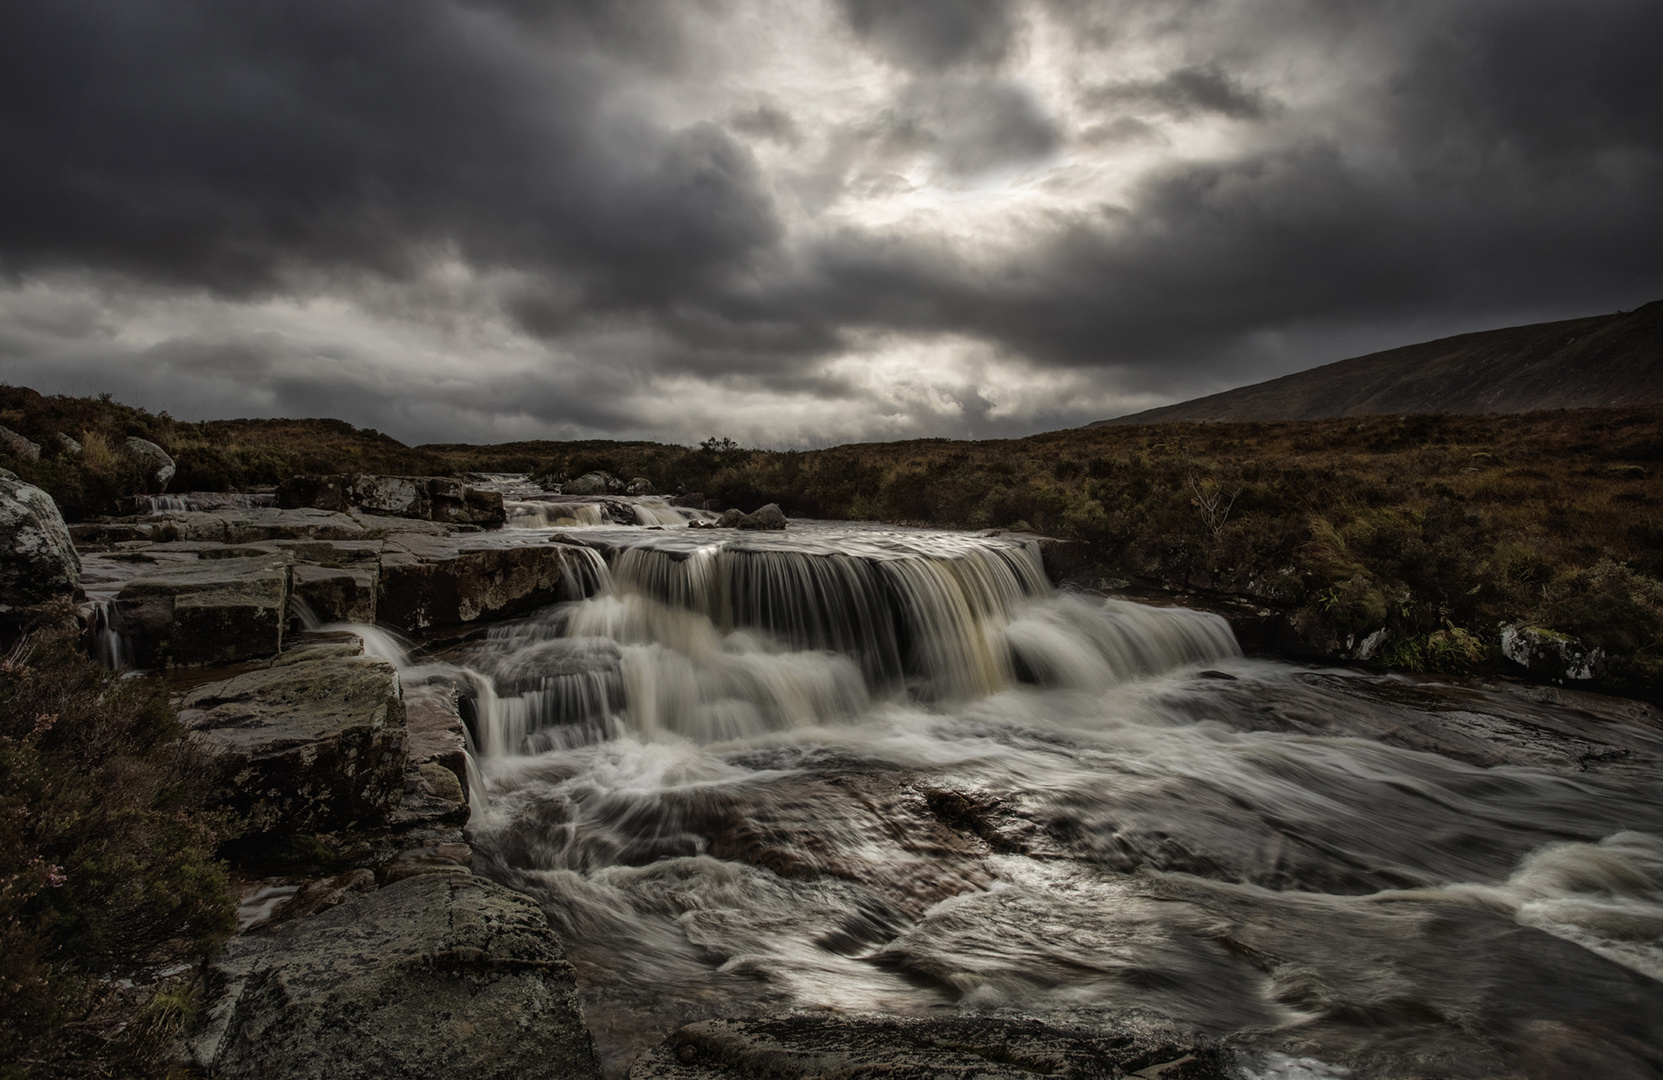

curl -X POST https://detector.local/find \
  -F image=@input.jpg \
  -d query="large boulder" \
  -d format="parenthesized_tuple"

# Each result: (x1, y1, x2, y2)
(185, 873, 602, 1080)
(0, 468, 81, 605)
(278, 474, 505, 526)
(377, 535, 576, 633)
(1501, 624, 1607, 682)
(122, 436, 176, 490)
(735, 503, 787, 530)
(562, 471, 617, 496)
(178, 653, 407, 836)
(630, 1015, 1226, 1080)
(116, 553, 290, 666)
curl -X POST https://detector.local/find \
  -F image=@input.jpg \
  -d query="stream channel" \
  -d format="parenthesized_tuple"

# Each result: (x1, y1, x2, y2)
(379, 516, 1663, 1079)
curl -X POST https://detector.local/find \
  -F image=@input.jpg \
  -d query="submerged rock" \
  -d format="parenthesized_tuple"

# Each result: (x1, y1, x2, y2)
(630, 1015, 1227, 1080)
(0, 468, 81, 605)
(122, 436, 176, 490)
(178, 653, 407, 836)
(185, 873, 602, 1079)
(116, 553, 290, 666)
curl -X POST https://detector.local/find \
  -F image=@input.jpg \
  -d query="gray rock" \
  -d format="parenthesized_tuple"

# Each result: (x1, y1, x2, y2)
(0, 425, 41, 461)
(122, 436, 176, 490)
(278, 474, 506, 525)
(186, 873, 602, 1080)
(0, 469, 81, 605)
(736, 503, 787, 530)
(160, 508, 369, 544)
(626, 476, 657, 495)
(178, 654, 407, 835)
(56, 432, 82, 454)
(116, 553, 290, 666)
(715, 508, 746, 528)
(403, 682, 471, 803)
(291, 562, 378, 625)
(377, 535, 576, 633)
(562, 471, 616, 496)
(629, 1015, 1227, 1080)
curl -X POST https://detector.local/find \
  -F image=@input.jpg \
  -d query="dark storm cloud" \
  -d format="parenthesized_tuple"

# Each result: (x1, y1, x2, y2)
(837, 0, 1015, 70)
(1, 0, 1661, 439)
(1087, 66, 1267, 121)
(0, 0, 777, 303)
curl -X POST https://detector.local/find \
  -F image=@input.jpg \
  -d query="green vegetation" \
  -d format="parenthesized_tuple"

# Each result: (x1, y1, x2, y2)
(0, 618, 235, 1078)
(4, 382, 1661, 686)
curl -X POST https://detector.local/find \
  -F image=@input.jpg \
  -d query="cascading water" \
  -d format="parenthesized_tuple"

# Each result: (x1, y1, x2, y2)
(421, 523, 1660, 1078)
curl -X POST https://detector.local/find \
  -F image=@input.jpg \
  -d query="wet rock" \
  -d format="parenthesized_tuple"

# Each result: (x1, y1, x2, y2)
(178, 654, 407, 836)
(1502, 624, 1607, 682)
(715, 508, 746, 528)
(403, 682, 470, 801)
(116, 553, 290, 666)
(277, 474, 505, 525)
(630, 1015, 1227, 1080)
(185, 873, 602, 1080)
(736, 502, 787, 530)
(0, 468, 81, 605)
(627, 476, 657, 495)
(0, 424, 41, 461)
(377, 535, 575, 633)
(265, 869, 377, 926)
(122, 436, 176, 490)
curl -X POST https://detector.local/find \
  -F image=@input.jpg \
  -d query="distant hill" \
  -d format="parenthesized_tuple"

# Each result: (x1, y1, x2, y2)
(1094, 300, 1663, 426)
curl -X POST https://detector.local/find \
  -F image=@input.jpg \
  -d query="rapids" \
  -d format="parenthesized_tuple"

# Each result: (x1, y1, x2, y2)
(399, 522, 1662, 1079)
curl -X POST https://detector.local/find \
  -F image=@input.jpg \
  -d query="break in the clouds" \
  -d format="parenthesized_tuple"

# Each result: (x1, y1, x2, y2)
(1, 0, 1660, 445)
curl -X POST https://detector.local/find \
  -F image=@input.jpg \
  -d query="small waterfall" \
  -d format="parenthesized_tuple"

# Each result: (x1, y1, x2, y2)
(138, 494, 189, 515)
(135, 491, 278, 515)
(505, 496, 698, 529)
(89, 599, 132, 670)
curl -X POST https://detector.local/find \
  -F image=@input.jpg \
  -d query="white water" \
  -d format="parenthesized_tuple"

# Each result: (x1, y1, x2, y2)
(438, 523, 1663, 1079)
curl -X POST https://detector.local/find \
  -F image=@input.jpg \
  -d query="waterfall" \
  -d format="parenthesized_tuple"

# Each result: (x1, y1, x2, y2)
(89, 598, 132, 670)
(459, 527, 1237, 757)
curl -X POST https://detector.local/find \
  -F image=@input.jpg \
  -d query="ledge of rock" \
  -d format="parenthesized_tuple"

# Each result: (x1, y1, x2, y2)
(630, 1015, 1227, 1080)
(186, 872, 602, 1080)
(179, 653, 407, 836)
(117, 552, 290, 666)
(278, 473, 506, 526)
(377, 535, 581, 633)
(0, 467, 81, 606)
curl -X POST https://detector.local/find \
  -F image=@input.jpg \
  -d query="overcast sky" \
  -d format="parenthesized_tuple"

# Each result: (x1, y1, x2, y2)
(2, 0, 1660, 446)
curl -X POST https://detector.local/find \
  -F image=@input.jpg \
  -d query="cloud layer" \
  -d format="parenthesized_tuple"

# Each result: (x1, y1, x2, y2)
(2, 0, 1660, 444)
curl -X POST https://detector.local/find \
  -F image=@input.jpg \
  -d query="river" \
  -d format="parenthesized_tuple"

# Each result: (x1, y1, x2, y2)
(412, 518, 1663, 1079)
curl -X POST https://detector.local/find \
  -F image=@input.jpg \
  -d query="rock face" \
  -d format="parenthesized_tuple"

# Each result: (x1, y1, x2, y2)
(291, 562, 378, 625)
(122, 436, 176, 490)
(186, 873, 602, 1080)
(178, 654, 407, 835)
(278, 474, 505, 526)
(0, 425, 41, 461)
(116, 553, 290, 666)
(377, 535, 576, 633)
(0, 468, 81, 605)
(629, 1015, 1227, 1080)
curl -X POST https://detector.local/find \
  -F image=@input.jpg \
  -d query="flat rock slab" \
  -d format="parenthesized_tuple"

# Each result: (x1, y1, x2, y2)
(292, 562, 378, 625)
(279, 473, 506, 526)
(163, 507, 369, 543)
(187, 872, 602, 1080)
(631, 1016, 1227, 1080)
(179, 654, 406, 835)
(117, 553, 290, 666)
(378, 535, 577, 633)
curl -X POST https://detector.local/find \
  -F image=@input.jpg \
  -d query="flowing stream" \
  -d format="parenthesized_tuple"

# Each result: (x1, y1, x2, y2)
(413, 522, 1663, 1079)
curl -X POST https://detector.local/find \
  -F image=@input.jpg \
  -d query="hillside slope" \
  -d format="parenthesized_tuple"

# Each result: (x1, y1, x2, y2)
(1096, 300, 1663, 425)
